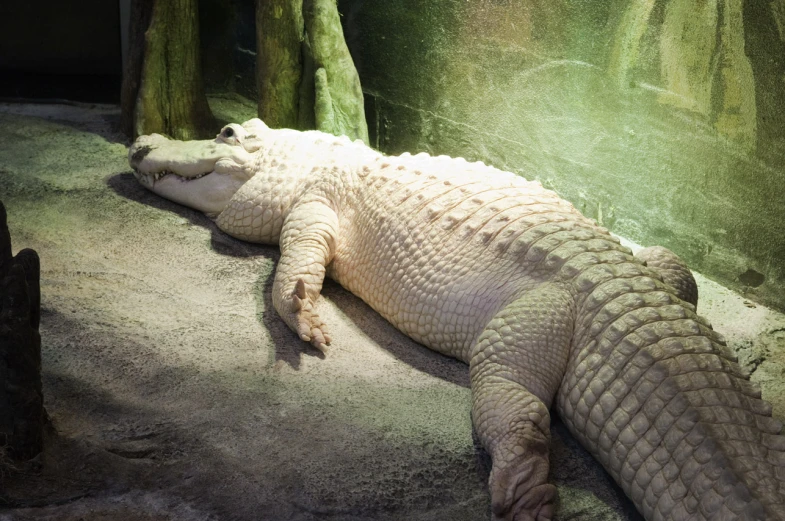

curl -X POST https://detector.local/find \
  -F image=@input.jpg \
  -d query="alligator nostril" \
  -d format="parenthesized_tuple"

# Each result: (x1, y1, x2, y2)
(130, 145, 153, 168)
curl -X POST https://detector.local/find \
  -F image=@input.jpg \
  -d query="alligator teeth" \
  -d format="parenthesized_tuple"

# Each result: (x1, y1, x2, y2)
(138, 170, 211, 182)
(155, 170, 210, 181)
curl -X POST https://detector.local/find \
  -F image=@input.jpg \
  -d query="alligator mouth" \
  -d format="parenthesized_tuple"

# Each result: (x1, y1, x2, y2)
(135, 169, 213, 184)
(157, 170, 210, 181)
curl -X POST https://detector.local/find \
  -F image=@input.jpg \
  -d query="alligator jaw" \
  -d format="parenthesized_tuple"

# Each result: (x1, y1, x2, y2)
(127, 131, 252, 214)
(132, 169, 213, 189)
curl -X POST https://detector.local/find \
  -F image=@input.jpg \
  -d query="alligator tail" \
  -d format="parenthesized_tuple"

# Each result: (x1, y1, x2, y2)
(557, 259, 785, 520)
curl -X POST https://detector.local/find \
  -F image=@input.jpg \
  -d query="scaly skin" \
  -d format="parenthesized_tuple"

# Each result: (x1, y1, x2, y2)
(129, 119, 785, 521)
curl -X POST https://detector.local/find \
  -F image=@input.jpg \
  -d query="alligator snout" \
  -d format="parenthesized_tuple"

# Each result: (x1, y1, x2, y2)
(129, 144, 153, 169)
(129, 133, 172, 169)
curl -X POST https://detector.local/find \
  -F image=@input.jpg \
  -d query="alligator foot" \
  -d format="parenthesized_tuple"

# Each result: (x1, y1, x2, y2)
(291, 279, 331, 353)
(489, 437, 556, 521)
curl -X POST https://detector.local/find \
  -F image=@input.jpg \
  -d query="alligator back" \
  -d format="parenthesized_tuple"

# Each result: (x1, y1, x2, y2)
(329, 151, 609, 361)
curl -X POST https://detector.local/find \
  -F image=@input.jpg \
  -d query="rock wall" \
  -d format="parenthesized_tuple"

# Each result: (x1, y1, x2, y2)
(336, 0, 785, 310)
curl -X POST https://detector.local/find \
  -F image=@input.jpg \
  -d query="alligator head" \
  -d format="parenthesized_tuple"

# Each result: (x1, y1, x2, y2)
(128, 118, 269, 217)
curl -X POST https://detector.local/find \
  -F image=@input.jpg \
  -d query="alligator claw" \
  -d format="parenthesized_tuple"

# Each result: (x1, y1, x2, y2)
(489, 443, 555, 521)
(291, 281, 331, 353)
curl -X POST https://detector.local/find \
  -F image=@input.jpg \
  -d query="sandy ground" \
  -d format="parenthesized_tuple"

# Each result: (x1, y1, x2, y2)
(1, 101, 784, 521)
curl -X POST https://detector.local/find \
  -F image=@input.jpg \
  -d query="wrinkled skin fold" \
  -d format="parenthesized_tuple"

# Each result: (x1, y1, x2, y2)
(129, 119, 785, 521)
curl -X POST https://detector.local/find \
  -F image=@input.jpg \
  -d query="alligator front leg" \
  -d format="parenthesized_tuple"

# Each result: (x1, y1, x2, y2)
(470, 286, 574, 520)
(272, 200, 338, 353)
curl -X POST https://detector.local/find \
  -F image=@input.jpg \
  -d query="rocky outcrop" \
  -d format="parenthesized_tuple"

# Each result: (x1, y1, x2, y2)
(0, 200, 44, 461)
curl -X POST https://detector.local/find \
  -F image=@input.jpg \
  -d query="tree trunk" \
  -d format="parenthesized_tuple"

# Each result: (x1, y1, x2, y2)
(255, 0, 368, 144)
(120, 0, 153, 138)
(256, 0, 305, 130)
(121, 0, 215, 140)
(0, 201, 44, 462)
(303, 0, 368, 144)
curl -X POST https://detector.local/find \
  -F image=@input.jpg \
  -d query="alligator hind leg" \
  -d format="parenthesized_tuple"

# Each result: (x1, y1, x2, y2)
(470, 286, 574, 520)
(635, 245, 698, 306)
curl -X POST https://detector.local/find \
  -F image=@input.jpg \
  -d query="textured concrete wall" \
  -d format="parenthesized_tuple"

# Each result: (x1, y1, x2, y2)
(337, 0, 785, 311)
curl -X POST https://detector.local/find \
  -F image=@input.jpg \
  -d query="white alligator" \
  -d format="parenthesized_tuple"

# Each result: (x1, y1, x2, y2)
(129, 118, 785, 521)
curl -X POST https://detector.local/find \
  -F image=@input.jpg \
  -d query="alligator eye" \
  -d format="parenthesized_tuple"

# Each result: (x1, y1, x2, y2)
(223, 127, 234, 138)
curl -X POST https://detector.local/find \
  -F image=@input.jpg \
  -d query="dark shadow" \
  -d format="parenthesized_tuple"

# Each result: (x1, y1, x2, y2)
(107, 172, 325, 372)
(106, 173, 218, 231)
(320, 278, 471, 388)
(254, 261, 327, 372)
(107, 172, 270, 259)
